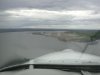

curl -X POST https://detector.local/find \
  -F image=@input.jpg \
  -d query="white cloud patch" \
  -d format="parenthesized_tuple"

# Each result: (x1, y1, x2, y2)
(5, 8, 95, 20)
(0, 8, 100, 29)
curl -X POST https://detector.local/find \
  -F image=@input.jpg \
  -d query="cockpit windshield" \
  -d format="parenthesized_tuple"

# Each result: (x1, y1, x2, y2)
(0, 30, 100, 74)
(0, 0, 100, 74)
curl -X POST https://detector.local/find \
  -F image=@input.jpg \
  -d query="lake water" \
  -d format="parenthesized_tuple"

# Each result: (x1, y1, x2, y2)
(0, 31, 100, 75)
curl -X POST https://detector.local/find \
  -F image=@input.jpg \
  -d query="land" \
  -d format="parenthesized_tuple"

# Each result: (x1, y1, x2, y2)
(32, 31, 95, 42)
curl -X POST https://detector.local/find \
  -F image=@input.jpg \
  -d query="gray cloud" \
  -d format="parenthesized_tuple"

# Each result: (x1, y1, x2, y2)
(0, 0, 100, 28)
(0, 0, 100, 10)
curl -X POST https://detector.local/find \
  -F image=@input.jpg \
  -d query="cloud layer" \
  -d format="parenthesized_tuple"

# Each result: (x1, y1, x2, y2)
(0, 0, 100, 29)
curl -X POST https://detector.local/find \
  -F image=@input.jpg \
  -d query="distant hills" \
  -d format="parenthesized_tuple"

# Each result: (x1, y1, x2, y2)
(0, 28, 98, 33)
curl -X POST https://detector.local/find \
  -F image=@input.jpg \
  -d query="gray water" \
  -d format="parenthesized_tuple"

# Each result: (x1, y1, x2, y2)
(0, 32, 100, 58)
(0, 31, 100, 75)
(0, 32, 68, 59)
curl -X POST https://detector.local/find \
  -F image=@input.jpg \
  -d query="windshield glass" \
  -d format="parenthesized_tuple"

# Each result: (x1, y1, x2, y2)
(0, 30, 100, 67)
(0, 30, 100, 75)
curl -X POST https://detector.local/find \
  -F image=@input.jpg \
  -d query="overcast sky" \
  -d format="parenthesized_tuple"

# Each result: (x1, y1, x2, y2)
(0, 0, 100, 29)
